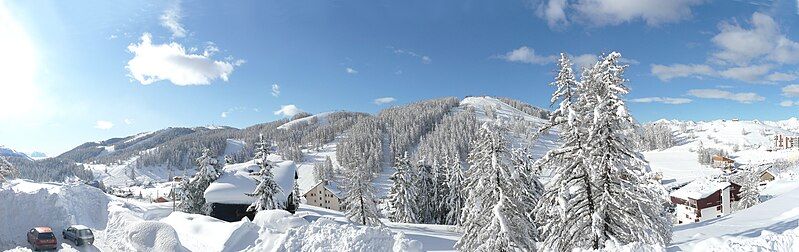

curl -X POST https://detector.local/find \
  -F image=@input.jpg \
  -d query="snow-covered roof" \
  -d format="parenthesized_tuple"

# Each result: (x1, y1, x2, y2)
(302, 180, 343, 198)
(204, 158, 297, 205)
(670, 178, 731, 200)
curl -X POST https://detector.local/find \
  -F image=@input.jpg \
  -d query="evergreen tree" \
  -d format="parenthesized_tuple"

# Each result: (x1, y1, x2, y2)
(582, 52, 671, 248)
(735, 171, 760, 210)
(534, 53, 594, 251)
(535, 53, 670, 251)
(416, 161, 435, 223)
(456, 124, 540, 251)
(342, 164, 381, 226)
(388, 152, 418, 223)
(0, 156, 18, 182)
(178, 148, 221, 214)
(432, 159, 450, 224)
(246, 134, 285, 211)
(444, 154, 466, 225)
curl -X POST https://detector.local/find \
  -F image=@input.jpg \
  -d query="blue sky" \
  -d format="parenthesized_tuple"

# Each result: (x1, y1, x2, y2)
(1, 0, 798, 155)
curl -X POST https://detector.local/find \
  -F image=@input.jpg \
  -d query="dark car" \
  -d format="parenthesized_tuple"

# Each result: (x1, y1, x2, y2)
(62, 225, 94, 246)
(27, 227, 57, 251)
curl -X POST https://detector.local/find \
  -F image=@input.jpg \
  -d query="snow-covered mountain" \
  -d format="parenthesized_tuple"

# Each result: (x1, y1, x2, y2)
(654, 119, 799, 151)
(0, 145, 32, 161)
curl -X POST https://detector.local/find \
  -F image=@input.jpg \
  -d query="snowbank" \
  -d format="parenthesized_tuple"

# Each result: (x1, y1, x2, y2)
(127, 221, 187, 252)
(269, 219, 421, 252)
(0, 180, 110, 249)
(691, 224, 799, 251)
(572, 241, 665, 252)
(161, 212, 260, 252)
(252, 210, 309, 232)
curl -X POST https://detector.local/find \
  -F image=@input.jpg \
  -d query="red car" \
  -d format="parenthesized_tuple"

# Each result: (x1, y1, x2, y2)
(27, 227, 57, 251)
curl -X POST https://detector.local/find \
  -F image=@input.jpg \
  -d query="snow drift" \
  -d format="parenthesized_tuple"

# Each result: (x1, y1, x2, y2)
(0, 180, 110, 249)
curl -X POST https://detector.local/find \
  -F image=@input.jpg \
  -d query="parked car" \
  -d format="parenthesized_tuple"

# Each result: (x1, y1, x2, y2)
(62, 225, 94, 246)
(27, 227, 57, 251)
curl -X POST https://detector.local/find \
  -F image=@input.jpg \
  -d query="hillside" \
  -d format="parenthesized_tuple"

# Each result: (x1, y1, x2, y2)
(0, 146, 31, 161)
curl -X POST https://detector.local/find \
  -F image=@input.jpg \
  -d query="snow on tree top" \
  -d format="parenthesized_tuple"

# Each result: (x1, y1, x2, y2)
(670, 178, 731, 200)
(204, 158, 297, 205)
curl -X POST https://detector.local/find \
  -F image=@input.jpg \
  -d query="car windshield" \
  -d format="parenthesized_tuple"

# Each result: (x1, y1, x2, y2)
(77, 229, 93, 237)
(37, 232, 55, 240)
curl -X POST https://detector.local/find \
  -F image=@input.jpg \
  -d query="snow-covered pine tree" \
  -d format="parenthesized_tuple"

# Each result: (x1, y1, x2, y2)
(388, 152, 418, 223)
(416, 161, 435, 223)
(313, 162, 325, 182)
(178, 148, 221, 214)
(0, 156, 18, 182)
(581, 52, 671, 248)
(444, 154, 466, 225)
(342, 164, 381, 226)
(735, 171, 760, 210)
(533, 53, 595, 251)
(246, 134, 285, 211)
(456, 124, 540, 251)
(432, 159, 450, 224)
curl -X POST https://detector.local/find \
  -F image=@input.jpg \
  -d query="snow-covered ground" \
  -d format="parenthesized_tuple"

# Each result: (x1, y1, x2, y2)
(0, 179, 443, 252)
(670, 186, 799, 251)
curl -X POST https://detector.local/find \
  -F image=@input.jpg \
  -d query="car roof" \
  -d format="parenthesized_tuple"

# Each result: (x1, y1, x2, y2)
(33, 227, 53, 233)
(69, 225, 90, 230)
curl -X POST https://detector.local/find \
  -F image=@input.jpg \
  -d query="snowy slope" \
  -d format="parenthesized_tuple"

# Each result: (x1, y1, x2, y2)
(670, 186, 799, 251)
(643, 119, 799, 188)
(0, 146, 32, 161)
(456, 96, 558, 154)
(277, 111, 337, 130)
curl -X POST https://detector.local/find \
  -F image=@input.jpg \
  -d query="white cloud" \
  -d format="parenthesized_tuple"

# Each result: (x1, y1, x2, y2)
(346, 67, 358, 74)
(712, 12, 799, 65)
(571, 54, 598, 69)
(498, 46, 556, 65)
(274, 104, 303, 117)
(95, 120, 114, 130)
(536, 0, 568, 28)
(767, 72, 798, 82)
(687, 89, 765, 103)
(650, 64, 715, 81)
(126, 33, 241, 86)
(373, 97, 396, 105)
(390, 47, 432, 64)
(271, 83, 280, 97)
(718, 64, 772, 83)
(123, 118, 133, 125)
(160, 1, 187, 38)
(220, 112, 228, 118)
(629, 97, 692, 104)
(780, 100, 797, 107)
(651, 12, 799, 83)
(537, 0, 706, 28)
(782, 84, 799, 97)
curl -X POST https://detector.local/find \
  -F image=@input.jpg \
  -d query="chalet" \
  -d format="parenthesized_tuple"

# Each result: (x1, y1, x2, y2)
(711, 155, 735, 171)
(774, 134, 799, 149)
(670, 178, 741, 224)
(204, 159, 299, 222)
(303, 180, 344, 211)
(759, 169, 776, 183)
